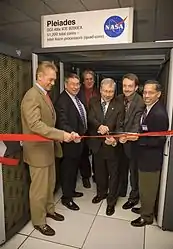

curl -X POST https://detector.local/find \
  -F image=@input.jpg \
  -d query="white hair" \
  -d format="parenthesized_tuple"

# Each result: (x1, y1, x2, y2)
(100, 78, 116, 90)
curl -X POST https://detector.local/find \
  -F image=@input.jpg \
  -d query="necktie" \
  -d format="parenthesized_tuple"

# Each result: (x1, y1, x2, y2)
(124, 97, 129, 112)
(46, 93, 53, 110)
(142, 108, 147, 123)
(101, 101, 107, 116)
(75, 96, 87, 130)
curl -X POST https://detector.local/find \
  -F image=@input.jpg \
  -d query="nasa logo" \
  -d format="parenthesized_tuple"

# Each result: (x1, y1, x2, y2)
(104, 15, 127, 38)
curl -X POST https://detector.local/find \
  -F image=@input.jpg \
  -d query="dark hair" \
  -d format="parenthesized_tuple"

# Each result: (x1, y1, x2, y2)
(65, 73, 80, 83)
(122, 73, 139, 86)
(144, 80, 162, 92)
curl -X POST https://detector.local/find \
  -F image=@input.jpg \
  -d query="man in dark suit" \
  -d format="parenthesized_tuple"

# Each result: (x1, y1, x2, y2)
(118, 73, 145, 209)
(88, 78, 123, 216)
(55, 73, 87, 211)
(77, 70, 98, 188)
(131, 80, 169, 227)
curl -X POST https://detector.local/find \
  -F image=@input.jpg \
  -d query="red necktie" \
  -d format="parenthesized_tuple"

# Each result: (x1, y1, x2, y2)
(46, 93, 53, 110)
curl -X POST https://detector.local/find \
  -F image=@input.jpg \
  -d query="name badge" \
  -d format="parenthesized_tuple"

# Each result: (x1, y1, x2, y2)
(142, 125, 148, 131)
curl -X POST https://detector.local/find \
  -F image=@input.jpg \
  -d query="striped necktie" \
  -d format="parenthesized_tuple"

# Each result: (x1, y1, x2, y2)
(101, 101, 107, 116)
(142, 108, 148, 124)
(75, 96, 87, 130)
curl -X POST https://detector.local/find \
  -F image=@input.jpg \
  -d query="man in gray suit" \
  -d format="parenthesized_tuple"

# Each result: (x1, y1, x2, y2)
(118, 73, 145, 209)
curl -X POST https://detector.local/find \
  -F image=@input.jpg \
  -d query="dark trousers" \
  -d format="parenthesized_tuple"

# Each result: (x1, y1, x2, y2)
(119, 144, 139, 202)
(60, 157, 80, 201)
(139, 170, 160, 222)
(94, 152, 119, 206)
(79, 142, 92, 179)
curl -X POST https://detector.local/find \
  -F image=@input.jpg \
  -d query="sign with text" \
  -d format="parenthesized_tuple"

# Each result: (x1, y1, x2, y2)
(41, 8, 134, 48)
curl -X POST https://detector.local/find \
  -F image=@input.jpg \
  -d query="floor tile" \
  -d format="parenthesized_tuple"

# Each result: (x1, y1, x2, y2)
(145, 225, 173, 249)
(20, 237, 79, 249)
(98, 197, 140, 221)
(55, 188, 62, 203)
(83, 216, 144, 249)
(30, 209, 95, 248)
(56, 190, 102, 215)
(18, 221, 34, 235)
(1, 234, 27, 249)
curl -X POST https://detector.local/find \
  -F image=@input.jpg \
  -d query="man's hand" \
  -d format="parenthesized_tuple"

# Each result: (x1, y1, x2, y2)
(126, 135, 139, 141)
(119, 136, 127, 144)
(71, 132, 81, 143)
(63, 131, 73, 142)
(105, 136, 117, 146)
(97, 125, 109, 135)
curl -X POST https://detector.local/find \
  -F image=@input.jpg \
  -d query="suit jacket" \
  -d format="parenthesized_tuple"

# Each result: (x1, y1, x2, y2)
(77, 85, 99, 110)
(117, 92, 145, 158)
(137, 101, 169, 172)
(88, 96, 124, 158)
(21, 84, 63, 167)
(117, 92, 145, 133)
(55, 91, 86, 158)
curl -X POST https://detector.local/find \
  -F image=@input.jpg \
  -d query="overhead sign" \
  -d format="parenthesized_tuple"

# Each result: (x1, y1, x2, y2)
(41, 7, 134, 48)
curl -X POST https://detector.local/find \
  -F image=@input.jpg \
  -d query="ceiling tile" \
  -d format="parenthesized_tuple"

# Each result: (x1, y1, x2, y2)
(44, 0, 86, 13)
(0, 1, 31, 24)
(81, 0, 119, 10)
(118, 0, 134, 7)
(134, 0, 157, 9)
(9, 0, 54, 21)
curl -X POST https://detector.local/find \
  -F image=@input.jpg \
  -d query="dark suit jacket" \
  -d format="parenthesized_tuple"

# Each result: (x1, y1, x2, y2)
(55, 91, 86, 158)
(88, 96, 124, 158)
(117, 92, 145, 158)
(117, 92, 145, 133)
(77, 85, 99, 110)
(137, 101, 169, 172)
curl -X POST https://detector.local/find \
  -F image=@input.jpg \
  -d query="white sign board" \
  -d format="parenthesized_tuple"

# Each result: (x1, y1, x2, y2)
(41, 7, 134, 48)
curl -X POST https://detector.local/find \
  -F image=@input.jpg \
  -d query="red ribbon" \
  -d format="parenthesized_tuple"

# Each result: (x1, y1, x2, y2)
(0, 131, 172, 166)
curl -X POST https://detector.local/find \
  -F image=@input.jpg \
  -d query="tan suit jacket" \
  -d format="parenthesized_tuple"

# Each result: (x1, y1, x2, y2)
(21, 84, 63, 167)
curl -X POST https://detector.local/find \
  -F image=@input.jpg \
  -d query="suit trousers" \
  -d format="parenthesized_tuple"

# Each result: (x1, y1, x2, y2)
(139, 170, 160, 222)
(29, 163, 56, 226)
(79, 142, 91, 179)
(60, 157, 80, 200)
(94, 151, 119, 206)
(119, 143, 139, 202)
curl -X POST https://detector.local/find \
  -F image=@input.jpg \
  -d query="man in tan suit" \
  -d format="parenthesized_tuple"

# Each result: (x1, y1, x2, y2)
(21, 61, 73, 236)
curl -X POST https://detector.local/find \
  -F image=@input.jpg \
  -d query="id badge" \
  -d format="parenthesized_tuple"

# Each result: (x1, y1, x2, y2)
(142, 125, 148, 131)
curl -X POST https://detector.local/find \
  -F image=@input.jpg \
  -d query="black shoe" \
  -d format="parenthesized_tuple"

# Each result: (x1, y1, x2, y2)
(73, 192, 83, 198)
(82, 178, 91, 188)
(92, 195, 107, 204)
(131, 207, 141, 215)
(106, 205, 115, 216)
(131, 217, 153, 227)
(122, 200, 138, 210)
(62, 200, 80, 211)
(34, 224, 55, 236)
(47, 212, 64, 221)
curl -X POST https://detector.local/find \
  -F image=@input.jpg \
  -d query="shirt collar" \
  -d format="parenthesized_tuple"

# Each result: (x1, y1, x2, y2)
(146, 100, 159, 112)
(35, 82, 47, 95)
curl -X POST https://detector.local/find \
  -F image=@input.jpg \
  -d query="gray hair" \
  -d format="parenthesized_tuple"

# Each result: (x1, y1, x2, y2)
(100, 78, 116, 90)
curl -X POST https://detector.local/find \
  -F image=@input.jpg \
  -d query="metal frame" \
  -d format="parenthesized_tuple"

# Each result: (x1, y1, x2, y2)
(33, 42, 173, 54)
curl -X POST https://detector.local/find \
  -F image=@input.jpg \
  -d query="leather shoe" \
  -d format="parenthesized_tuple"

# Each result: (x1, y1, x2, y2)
(131, 217, 153, 227)
(92, 195, 107, 204)
(73, 192, 83, 198)
(131, 207, 141, 215)
(122, 200, 138, 210)
(34, 224, 55, 236)
(47, 212, 64, 221)
(82, 178, 91, 188)
(106, 205, 115, 216)
(62, 200, 80, 211)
